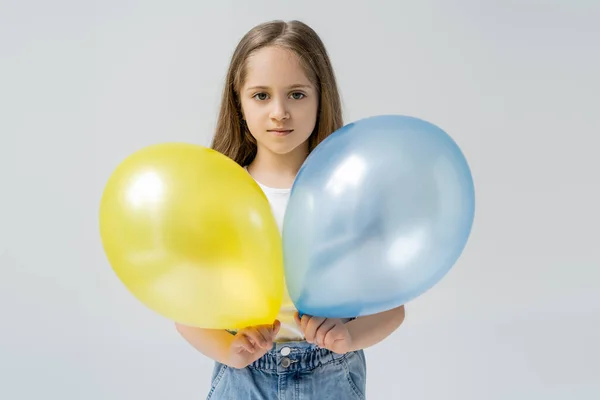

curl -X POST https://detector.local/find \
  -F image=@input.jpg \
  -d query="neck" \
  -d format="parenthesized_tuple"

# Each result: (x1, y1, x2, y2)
(247, 143, 308, 189)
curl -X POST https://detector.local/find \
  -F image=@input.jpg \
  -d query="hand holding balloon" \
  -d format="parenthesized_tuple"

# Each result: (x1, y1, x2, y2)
(294, 312, 353, 354)
(227, 320, 281, 368)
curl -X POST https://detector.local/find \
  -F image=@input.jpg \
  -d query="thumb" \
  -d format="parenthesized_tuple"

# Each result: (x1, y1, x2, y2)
(293, 312, 302, 326)
(272, 320, 281, 335)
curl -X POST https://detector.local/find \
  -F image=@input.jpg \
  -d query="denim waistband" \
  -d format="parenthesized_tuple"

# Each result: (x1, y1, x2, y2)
(250, 340, 347, 374)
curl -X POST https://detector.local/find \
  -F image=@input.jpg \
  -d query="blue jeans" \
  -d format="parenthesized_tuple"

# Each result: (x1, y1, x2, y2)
(206, 341, 367, 399)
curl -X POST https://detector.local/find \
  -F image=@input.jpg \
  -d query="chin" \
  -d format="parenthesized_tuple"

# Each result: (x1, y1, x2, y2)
(265, 140, 308, 156)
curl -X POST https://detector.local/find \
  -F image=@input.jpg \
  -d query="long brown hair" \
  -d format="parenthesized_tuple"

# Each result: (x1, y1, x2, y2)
(210, 20, 343, 166)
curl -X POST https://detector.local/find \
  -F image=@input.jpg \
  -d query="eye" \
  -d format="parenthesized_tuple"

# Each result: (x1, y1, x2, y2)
(252, 92, 269, 101)
(290, 92, 305, 100)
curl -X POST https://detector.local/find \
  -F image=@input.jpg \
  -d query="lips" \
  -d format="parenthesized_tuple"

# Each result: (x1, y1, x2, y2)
(268, 129, 293, 136)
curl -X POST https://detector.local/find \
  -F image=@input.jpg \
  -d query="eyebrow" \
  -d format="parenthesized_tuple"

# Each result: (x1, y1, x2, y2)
(245, 84, 312, 91)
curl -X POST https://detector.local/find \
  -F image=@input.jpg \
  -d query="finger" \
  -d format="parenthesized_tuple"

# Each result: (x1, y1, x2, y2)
(300, 314, 314, 332)
(255, 325, 272, 348)
(234, 334, 255, 354)
(304, 317, 326, 343)
(272, 320, 281, 337)
(314, 319, 337, 347)
(323, 324, 345, 349)
(254, 325, 271, 348)
(294, 312, 301, 326)
(239, 328, 263, 348)
(246, 327, 269, 348)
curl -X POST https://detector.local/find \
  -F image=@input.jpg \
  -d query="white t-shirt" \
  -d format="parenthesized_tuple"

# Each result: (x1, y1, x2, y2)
(245, 169, 305, 342)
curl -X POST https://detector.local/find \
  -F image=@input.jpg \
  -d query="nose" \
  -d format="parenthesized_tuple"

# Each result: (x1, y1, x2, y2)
(269, 98, 289, 121)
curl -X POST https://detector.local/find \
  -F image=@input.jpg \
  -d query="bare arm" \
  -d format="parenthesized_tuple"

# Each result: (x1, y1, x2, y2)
(175, 324, 235, 365)
(345, 305, 406, 352)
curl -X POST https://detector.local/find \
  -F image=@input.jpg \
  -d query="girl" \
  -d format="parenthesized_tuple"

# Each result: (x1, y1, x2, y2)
(176, 20, 406, 399)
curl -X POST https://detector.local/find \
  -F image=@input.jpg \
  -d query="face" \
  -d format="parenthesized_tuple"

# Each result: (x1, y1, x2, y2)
(239, 46, 319, 157)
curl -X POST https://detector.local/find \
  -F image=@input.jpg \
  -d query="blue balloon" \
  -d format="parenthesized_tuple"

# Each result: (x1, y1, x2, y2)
(283, 115, 475, 318)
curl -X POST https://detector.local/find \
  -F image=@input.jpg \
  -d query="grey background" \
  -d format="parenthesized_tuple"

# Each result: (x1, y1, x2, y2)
(1, 1, 598, 399)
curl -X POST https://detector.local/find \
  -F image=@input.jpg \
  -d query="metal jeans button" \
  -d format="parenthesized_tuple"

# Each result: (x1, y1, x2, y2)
(280, 347, 291, 356)
(281, 357, 291, 368)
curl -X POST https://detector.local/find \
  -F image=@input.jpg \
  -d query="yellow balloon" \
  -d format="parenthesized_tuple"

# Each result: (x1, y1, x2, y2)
(99, 143, 284, 329)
